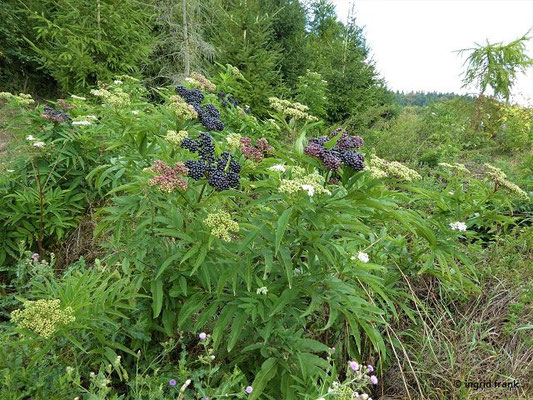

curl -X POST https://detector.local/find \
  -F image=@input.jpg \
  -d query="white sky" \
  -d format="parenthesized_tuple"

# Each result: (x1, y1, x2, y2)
(330, 0, 533, 105)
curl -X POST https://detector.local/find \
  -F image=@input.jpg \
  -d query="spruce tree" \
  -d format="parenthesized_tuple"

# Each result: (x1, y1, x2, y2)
(209, 0, 283, 114)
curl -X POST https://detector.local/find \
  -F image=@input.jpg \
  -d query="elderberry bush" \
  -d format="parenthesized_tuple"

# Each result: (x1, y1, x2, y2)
(181, 133, 241, 191)
(42, 106, 71, 122)
(175, 85, 224, 131)
(305, 129, 365, 171)
(218, 92, 239, 108)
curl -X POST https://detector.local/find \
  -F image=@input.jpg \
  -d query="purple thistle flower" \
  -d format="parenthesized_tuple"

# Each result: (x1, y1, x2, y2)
(245, 386, 253, 394)
(367, 364, 374, 373)
(370, 375, 378, 385)
(348, 361, 359, 371)
(199, 332, 207, 341)
(169, 379, 177, 387)
(32, 253, 39, 262)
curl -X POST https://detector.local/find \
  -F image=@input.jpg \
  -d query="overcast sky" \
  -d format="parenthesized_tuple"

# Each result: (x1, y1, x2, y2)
(330, 0, 533, 105)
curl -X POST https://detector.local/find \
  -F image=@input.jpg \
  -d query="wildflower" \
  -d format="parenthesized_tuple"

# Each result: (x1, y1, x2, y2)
(114, 355, 121, 366)
(168, 97, 198, 120)
(1, 92, 35, 106)
(348, 360, 360, 371)
(148, 160, 188, 193)
(239, 137, 273, 162)
(199, 332, 207, 341)
(32, 253, 39, 262)
(370, 375, 378, 385)
(132, 110, 140, 115)
(269, 164, 286, 172)
(367, 364, 374, 372)
(180, 379, 191, 392)
(256, 286, 268, 295)
(33, 141, 46, 148)
(66, 366, 74, 374)
(113, 80, 123, 84)
(169, 379, 177, 387)
(369, 155, 421, 181)
(268, 97, 317, 122)
(91, 87, 130, 107)
(26, 135, 35, 141)
(137, 350, 141, 356)
(204, 211, 239, 241)
(11, 299, 75, 338)
(484, 163, 529, 200)
(357, 252, 369, 263)
(190, 72, 216, 91)
(165, 130, 188, 146)
(226, 132, 242, 150)
(245, 386, 253, 394)
(449, 221, 467, 232)
(330, 347, 335, 353)
(279, 168, 330, 197)
(72, 120, 92, 126)
(301, 184, 315, 197)
(438, 162, 470, 174)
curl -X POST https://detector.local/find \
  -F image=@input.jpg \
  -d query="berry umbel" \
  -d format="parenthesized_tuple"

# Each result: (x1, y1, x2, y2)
(181, 133, 241, 191)
(305, 128, 365, 172)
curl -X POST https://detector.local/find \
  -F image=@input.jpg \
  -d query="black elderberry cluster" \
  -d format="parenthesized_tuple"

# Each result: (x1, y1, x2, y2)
(175, 86, 224, 131)
(181, 132, 241, 191)
(304, 129, 365, 172)
(218, 92, 239, 108)
(43, 106, 70, 122)
(217, 92, 252, 115)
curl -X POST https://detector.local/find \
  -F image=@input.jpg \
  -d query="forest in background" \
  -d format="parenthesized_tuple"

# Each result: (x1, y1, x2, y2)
(1, 1, 532, 399)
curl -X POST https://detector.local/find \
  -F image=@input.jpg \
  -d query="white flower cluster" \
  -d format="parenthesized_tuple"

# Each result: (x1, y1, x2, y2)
(449, 221, 467, 232)
(351, 251, 369, 263)
(269, 164, 286, 172)
(268, 97, 318, 122)
(256, 286, 268, 295)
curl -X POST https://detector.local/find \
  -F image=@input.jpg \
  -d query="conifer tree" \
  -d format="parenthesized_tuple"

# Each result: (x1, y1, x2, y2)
(209, 0, 283, 114)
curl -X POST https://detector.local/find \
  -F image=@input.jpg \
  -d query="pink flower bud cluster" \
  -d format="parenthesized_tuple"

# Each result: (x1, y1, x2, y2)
(239, 137, 274, 162)
(148, 160, 188, 193)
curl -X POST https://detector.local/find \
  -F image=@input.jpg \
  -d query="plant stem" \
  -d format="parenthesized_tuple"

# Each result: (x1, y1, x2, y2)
(197, 182, 207, 203)
(30, 159, 45, 254)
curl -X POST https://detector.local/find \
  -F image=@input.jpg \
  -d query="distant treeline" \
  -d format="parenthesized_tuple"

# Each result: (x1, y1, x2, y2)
(393, 91, 473, 107)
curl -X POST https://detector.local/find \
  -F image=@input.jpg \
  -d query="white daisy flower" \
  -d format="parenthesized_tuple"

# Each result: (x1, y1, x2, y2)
(357, 251, 369, 263)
